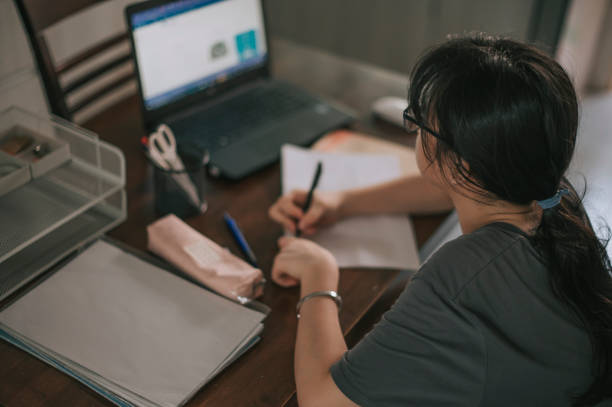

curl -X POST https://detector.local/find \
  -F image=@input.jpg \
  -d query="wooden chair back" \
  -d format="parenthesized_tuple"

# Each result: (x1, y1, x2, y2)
(15, 0, 135, 122)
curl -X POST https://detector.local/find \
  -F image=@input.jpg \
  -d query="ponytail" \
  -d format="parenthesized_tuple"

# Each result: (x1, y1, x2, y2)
(532, 178, 612, 406)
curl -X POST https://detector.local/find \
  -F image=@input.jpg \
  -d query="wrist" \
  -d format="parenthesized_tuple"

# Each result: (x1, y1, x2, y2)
(300, 266, 339, 297)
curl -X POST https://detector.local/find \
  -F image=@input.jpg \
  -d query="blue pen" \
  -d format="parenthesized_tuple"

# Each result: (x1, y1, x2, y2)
(223, 212, 259, 268)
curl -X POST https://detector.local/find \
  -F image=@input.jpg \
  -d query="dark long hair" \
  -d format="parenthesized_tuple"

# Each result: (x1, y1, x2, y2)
(408, 34, 612, 405)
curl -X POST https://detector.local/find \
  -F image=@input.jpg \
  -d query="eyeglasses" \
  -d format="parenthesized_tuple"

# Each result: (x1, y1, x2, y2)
(403, 107, 442, 140)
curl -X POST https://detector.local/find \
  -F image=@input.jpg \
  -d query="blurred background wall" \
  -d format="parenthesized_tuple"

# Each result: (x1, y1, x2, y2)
(263, 0, 567, 76)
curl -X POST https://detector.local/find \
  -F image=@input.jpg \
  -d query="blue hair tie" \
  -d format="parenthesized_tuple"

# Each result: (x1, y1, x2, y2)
(537, 188, 569, 209)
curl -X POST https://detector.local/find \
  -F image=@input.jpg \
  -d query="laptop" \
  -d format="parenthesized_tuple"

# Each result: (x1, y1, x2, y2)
(125, 0, 354, 180)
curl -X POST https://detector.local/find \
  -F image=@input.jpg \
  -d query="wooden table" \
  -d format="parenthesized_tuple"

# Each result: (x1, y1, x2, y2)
(0, 39, 446, 407)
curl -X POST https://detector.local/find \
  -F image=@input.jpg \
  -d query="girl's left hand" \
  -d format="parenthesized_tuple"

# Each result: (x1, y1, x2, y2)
(271, 237, 339, 290)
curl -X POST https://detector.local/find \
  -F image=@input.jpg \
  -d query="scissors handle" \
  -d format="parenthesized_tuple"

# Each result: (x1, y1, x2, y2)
(156, 124, 176, 152)
(148, 125, 185, 171)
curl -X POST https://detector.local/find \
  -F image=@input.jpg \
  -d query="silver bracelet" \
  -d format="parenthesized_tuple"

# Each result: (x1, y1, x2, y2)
(296, 290, 342, 319)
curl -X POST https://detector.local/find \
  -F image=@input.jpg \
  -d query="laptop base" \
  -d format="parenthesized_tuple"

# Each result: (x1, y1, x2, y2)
(167, 80, 353, 180)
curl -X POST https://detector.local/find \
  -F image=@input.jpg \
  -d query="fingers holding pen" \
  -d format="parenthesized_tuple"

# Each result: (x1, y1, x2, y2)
(269, 189, 345, 236)
(298, 204, 324, 233)
(268, 205, 297, 233)
(268, 190, 307, 233)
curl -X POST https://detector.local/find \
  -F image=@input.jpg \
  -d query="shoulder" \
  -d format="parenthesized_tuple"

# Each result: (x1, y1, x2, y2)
(331, 265, 487, 406)
(416, 222, 538, 299)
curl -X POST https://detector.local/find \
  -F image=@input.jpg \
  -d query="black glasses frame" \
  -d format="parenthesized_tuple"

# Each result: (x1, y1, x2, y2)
(402, 107, 442, 140)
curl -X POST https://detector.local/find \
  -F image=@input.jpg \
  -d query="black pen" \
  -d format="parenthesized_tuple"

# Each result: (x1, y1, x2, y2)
(296, 161, 323, 237)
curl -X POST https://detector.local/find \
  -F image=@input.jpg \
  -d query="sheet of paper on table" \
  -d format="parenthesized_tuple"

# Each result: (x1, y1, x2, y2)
(281, 144, 420, 270)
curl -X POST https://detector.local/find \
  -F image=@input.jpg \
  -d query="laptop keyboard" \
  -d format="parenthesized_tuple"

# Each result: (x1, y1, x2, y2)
(168, 83, 315, 151)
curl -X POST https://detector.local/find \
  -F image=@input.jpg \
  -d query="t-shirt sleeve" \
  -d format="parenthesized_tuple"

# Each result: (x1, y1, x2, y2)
(330, 275, 485, 407)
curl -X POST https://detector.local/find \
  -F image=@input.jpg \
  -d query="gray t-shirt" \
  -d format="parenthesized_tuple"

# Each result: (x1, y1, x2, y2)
(331, 222, 608, 406)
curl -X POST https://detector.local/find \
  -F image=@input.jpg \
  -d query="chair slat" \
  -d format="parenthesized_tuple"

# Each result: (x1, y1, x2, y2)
(68, 72, 134, 114)
(63, 53, 132, 94)
(56, 32, 129, 74)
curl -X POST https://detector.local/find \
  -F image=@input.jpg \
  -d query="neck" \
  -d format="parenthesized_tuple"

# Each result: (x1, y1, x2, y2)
(449, 188, 540, 235)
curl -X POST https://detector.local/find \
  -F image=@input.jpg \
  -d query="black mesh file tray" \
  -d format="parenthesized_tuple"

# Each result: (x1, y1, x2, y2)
(0, 107, 126, 301)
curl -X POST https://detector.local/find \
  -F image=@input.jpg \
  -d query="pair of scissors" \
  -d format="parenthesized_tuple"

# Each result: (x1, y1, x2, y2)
(148, 124, 185, 172)
(147, 125, 206, 213)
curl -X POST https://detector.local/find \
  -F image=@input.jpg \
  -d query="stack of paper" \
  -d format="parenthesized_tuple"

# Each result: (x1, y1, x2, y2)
(0, 240, 267, 407)
(281, 144, 420, 270)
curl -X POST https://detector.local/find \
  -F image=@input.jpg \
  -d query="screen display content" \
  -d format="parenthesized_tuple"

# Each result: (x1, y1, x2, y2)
(130, 0, 268, 110)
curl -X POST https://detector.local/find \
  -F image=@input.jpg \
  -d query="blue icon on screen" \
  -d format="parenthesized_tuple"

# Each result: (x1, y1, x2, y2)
(235, 30, 258, 61)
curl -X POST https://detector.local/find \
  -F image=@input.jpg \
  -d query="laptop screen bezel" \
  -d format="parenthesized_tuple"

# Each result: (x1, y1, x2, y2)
(125, 0, 272, 130)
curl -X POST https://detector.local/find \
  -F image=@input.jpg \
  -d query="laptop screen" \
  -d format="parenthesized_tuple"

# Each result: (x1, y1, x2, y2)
(129, 0, 268, 110)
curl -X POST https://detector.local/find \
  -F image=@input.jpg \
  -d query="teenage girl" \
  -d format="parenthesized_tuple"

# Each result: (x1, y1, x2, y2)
(268, 34, 612, 406)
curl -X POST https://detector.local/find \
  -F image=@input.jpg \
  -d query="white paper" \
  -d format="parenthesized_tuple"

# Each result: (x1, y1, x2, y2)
(0, 240, 266, 407)
(281, 144, 420, 270)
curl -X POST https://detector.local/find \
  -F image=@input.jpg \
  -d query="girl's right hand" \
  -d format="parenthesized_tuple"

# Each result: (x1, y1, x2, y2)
(268, 189, 345, 235)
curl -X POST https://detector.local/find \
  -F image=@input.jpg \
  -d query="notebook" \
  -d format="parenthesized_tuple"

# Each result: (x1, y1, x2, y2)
(125, 0, 353, 180)
(0, 239, 267, 407)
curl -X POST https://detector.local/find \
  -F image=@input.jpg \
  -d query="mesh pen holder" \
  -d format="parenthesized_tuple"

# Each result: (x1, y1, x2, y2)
(150, 152, 209, 218)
